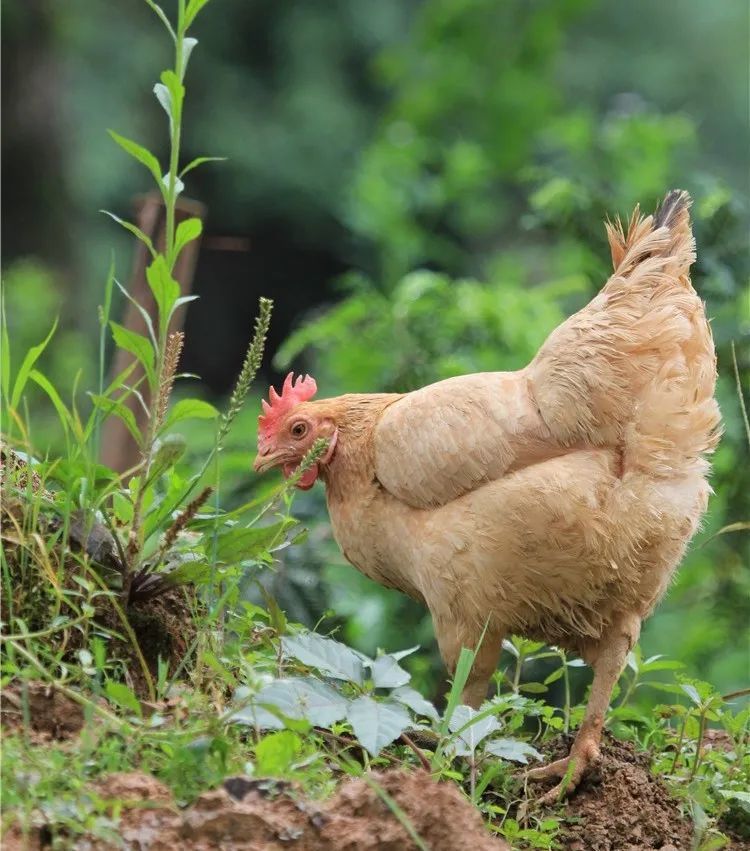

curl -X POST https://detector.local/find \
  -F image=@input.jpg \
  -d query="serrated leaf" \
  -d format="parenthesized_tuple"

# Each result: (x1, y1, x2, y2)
(347, 696, 410, 757)
(174, 217, 203, 261)
(100, 211, 156, 257)
(369, 655, 411, 689)
(105, 681, 142, 717)
(681, 683, 702, 706)
(110, 322, 156, 385)
(281, 632, 365, 684)
(163, 398, 218, 430)
(391, 686, 439, 721)
(213, 520, 293, 564)
(255, 677, 348, 728)
(108, 130, 163, 189)
(448, 705, 500, 755)
(179, 155, 226, 179)
(148, 433, 187, 479)
(483, 737, 542, 764)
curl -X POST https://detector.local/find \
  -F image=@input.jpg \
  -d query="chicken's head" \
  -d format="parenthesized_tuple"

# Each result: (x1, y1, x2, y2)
(253, 372, 337, 489)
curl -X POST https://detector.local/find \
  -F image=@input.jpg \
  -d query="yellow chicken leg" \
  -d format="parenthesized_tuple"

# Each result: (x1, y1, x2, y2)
(527, 616, 639, 804)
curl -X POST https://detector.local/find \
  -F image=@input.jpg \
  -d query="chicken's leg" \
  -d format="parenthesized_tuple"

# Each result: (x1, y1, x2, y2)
(527, 615, 640, 804)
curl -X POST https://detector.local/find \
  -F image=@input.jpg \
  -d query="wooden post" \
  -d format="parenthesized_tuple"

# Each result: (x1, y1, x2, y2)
(101, 192, 206, 474)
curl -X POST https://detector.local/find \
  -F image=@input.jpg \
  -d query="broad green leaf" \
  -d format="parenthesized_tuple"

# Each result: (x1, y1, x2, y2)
(105, 681, 142, 717)
(369, 655, 411, 689)
(185, 0, 212, 28)
(448, 704, 500, 756)
(255, 730, 303, 776)
(483, 737, 542, 765)
(146, 256, 180, 335)
(88, 394, 142, 446)
(174, 217, 203, 261)
(163, 398, 219, 430)
(519, 682, 548, 694)
(110, 322, 156, 385)
(212, 519, 292, 564)
(10, 318, 58, 409)
(544, 668, 564, 686)
(108, 130, 163, 189)
(100, 210, 156, 257)
(681, 682, 702, 706)
(29, 370, 72, 436)
(281, 632, 365, 684)
(160, 70, 184, 117)
(390, 686, 439, 722)
(255, 677, 348, 728)
(179, 155, 226, 179)
(347, 696, 410, 757)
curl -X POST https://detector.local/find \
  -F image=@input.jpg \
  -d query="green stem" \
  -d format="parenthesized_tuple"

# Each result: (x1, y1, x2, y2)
(689, 707, 708, 781)
(669, 711, 689, 774)
(165, 1, 186, 267)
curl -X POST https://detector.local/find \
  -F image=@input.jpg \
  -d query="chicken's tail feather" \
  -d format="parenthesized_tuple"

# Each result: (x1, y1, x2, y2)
(605, 189, 695, 284)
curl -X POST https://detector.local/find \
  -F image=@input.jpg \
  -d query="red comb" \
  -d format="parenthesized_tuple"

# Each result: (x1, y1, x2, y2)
(258, 372, 317, 440)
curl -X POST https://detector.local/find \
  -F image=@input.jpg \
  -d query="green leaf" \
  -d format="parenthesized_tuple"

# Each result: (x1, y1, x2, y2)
(440, 646, 475, 735)
(108, 130, 163, 190)
(110, 322, 156, 385)
(179, 155, 226, 179)
(105, 681, 142, 717)
(174, 217, 203, 261)
(448, 705, 500, 756)
(390, 686, 439, 722)
(347, 696, 410, 757)
(254, 730, 303, 776)
(544, 668, 564, 685)
(163, 398, 219, 430)
(88, 394, 142, 446)
(484, 737, 542, 765)
(146, 256, 180, 335)
(185, 0, 212, 29)
(100, 211, 156, 258)
(255, 677, 348, 728)
(369, 655, 411, 689)
(29, 370, 72, 436)
(153, 83, 173, 131)
(519, 682, 548, 694)
(10, 318, 58, 409)
(281, 632, 365, 684)
(148, 433, 187, 480)
(1, 296, 10, 403)
(142, 0, 175, 40)
(212, 519, 292, 564)
(160, 70, 184, 118)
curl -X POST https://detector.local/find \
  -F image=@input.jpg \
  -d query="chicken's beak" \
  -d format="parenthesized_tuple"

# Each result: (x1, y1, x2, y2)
(253, 449, 285, 474)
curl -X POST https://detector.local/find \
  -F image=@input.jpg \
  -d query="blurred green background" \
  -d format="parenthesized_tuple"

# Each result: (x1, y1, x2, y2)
(2, 0, 748, 701)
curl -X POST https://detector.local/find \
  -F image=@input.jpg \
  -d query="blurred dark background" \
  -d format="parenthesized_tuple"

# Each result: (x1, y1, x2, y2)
(2, 0, 748, 700)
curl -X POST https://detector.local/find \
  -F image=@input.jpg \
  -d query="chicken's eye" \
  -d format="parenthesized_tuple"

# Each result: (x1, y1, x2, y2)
(291, 421, 308, 439)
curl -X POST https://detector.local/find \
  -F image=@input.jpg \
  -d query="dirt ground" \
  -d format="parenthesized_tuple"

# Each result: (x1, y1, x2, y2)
(4, 769, 510, 851)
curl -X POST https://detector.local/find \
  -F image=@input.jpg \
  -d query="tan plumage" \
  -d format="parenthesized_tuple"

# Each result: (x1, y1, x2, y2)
(255, 190, 720, 800)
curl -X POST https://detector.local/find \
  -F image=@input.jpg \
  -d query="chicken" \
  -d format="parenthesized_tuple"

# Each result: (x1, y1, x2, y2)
(253, 190, 720, 802)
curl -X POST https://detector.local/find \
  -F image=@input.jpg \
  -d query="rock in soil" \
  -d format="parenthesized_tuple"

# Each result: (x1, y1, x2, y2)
(4, 769, 509, 850)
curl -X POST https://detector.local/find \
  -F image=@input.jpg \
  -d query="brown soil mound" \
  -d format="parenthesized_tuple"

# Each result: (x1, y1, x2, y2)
(4, 769, 509, 851)
(539, 734, 694, 850)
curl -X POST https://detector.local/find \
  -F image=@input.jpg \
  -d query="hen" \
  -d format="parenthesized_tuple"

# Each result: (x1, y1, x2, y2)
(254, 190, 720, 801)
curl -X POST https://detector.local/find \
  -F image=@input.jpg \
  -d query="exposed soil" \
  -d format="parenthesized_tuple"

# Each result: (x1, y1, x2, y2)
(537, 734, 695, 850)
(4, 769, 510, 851)
(0, 681, 86, 742)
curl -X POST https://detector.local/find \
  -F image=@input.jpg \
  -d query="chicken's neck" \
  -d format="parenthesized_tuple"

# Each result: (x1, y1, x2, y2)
(319, 393, 400, 501)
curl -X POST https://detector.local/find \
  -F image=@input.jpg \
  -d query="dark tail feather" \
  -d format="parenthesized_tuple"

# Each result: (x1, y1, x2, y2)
(653, 189, 691, 231)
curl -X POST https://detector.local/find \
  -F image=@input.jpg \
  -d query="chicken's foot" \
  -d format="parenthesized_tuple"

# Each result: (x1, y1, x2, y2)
(526, 616, 639, 805)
